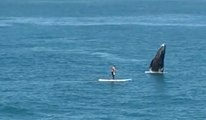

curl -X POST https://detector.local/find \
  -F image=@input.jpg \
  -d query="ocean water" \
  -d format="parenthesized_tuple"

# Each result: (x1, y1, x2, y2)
(0, 0, 206, 119)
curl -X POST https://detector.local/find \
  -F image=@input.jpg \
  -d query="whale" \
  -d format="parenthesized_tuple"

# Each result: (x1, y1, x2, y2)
(149, 43, 166, 73)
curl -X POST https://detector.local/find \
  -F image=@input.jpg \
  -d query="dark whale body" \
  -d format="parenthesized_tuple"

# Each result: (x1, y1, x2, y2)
(149, 44, 166, 72)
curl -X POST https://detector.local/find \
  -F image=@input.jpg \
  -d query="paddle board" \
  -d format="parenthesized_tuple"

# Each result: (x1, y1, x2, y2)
(98, 79, 132, 82)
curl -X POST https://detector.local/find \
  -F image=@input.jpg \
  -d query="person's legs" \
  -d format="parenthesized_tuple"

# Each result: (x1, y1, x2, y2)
(111, 72, 114, 79)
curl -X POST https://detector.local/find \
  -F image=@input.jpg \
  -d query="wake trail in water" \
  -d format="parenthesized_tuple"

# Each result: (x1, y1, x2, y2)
(1, 14, 206, 27)
(91, 52, 145, 63)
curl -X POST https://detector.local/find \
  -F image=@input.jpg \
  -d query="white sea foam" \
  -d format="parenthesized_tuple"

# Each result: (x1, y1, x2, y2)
(1, 14, 206, 27)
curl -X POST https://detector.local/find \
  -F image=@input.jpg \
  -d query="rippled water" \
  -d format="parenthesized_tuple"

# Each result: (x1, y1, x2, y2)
(0, 0, 206, 120)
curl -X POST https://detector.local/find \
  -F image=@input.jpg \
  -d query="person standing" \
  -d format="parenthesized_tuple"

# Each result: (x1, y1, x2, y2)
(111, 65, 116, 79)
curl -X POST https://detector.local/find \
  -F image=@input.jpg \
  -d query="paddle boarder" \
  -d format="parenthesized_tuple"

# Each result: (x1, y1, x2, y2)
(111, 65, 116, 79)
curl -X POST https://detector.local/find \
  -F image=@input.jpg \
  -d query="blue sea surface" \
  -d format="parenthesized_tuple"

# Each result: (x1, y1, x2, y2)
(0, 0, 206, 119)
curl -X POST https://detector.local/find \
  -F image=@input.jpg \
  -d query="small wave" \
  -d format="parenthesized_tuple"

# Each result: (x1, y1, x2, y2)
(30, 47, 90, 55)
(30, 0, 88, 4)
(0, 104, 34, 116)
(0, 23, 11, 27)
(92, 52, 144, 63)
(91, 52, 112, 58)
(1, 15, 206, 27)
(30, 47, 55, 52)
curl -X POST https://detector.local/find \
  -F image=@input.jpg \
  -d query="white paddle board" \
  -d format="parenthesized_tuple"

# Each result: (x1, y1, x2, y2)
(98, 79, 132, 82)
